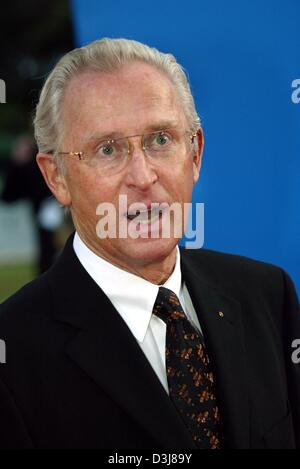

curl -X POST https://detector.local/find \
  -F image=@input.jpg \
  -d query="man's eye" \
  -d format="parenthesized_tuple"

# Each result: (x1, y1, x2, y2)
(98, 144, 115, 156)
(155, 133, 170, 146)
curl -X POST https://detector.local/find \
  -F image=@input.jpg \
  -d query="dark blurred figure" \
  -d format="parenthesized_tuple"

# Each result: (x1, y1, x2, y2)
(1, 134, 62, 273)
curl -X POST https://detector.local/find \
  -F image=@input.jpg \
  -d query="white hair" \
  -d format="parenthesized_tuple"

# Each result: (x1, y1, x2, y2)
(34, 37, 200, 168)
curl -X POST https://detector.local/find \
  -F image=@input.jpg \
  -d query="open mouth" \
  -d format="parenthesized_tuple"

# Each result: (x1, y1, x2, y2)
(126, 207, 165, 225)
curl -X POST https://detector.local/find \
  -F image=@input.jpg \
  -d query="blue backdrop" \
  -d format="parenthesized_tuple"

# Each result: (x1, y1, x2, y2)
(71, 0, 300, 294)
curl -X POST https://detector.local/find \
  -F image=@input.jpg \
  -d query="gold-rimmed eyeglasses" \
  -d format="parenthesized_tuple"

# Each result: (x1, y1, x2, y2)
(57, 128, 198, 174)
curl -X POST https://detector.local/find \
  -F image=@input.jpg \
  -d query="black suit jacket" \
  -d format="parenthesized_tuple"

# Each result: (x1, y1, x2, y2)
(0, 235, 299, 449)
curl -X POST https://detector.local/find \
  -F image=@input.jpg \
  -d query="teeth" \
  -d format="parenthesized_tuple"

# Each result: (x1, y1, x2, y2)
(139, 214, 160, 225)
(127, 208, 162, 224)
(127, 211, 140, 221)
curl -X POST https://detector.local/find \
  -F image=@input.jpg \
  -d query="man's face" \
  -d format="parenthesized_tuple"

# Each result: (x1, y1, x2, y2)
(51, 62, 202, 272)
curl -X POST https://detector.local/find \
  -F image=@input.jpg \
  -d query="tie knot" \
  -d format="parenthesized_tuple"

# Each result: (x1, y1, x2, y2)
(153, 287, 186, 323)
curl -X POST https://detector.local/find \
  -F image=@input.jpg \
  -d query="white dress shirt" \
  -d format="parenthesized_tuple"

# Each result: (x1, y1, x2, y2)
(73, 232, 202, 393)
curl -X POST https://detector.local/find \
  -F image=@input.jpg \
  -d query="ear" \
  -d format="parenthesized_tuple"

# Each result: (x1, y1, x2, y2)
(192, 127, 204, 184)
(36, 153, 71, 207)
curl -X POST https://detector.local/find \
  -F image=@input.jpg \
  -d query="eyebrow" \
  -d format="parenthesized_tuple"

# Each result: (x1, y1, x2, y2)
(83, 120, 180, 144)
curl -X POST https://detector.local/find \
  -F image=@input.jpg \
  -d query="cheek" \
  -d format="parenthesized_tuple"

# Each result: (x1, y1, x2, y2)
(173, 160, 195, 197)
(66, 170, 95, 209)
(67, 167, 121, 213)
(161, 178, 193, 206)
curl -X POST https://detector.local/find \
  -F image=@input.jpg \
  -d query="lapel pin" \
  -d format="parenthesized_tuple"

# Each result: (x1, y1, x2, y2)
(218, 311, 224, 318)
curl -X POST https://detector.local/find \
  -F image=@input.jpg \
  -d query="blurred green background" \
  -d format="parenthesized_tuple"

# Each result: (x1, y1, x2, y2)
(0, 264, 34, 303)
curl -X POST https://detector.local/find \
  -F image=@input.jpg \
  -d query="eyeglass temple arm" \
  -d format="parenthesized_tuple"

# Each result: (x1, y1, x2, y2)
(190, 132, 197, 144)
(57, 151, 84, 160)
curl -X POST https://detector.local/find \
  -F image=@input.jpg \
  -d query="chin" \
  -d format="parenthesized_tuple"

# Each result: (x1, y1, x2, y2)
(119, 237, 178, 265)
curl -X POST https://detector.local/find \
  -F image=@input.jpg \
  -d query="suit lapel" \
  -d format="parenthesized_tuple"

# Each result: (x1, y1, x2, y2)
(181, 250, 250, 448)
(50, 236, 197, 449)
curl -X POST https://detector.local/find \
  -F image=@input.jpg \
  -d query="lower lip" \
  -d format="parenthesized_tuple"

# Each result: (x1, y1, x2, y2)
(126, 211, 165, 237)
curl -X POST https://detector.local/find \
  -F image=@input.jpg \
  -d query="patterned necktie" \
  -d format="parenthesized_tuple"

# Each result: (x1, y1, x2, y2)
(153, 286, 223, 449)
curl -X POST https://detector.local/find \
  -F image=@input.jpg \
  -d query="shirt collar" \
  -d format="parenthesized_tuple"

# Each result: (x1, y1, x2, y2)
(73, 232, 182, 343)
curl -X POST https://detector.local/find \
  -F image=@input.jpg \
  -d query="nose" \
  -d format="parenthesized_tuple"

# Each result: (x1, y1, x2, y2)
(124, 139, 158, 191)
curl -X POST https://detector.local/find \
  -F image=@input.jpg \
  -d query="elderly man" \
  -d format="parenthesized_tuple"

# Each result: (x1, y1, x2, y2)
(0, 38, 299, 449)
